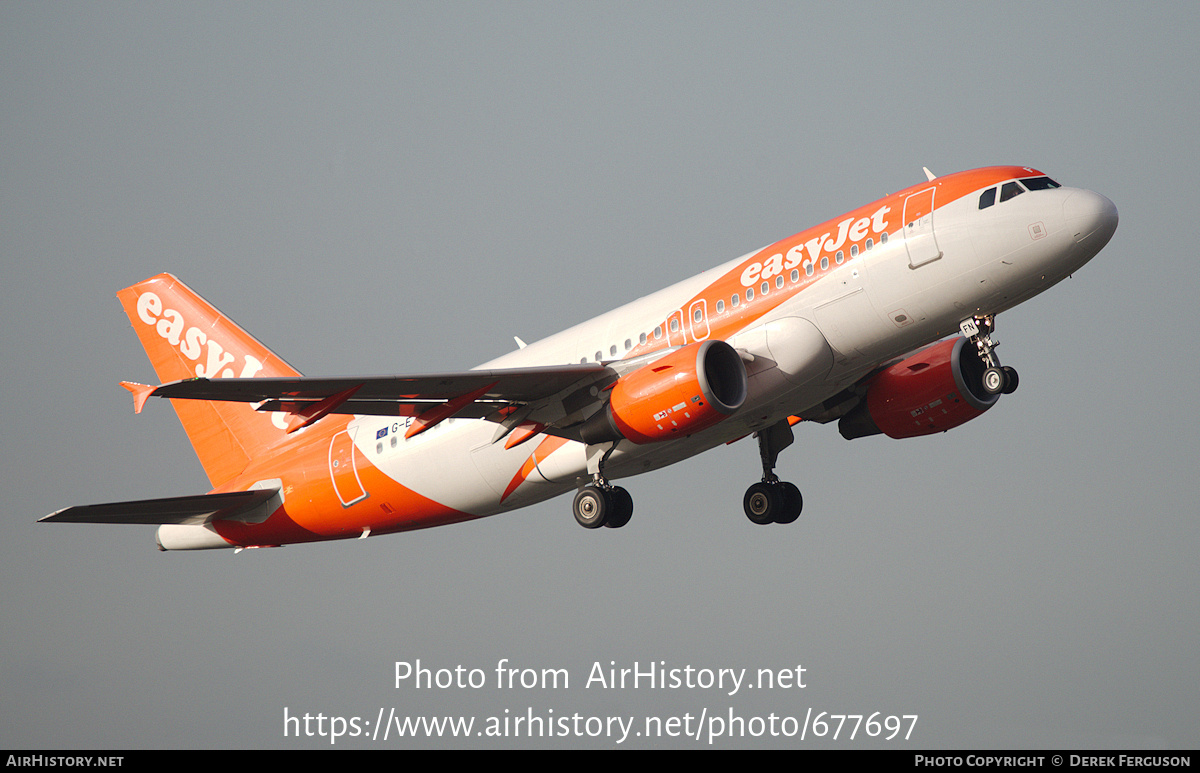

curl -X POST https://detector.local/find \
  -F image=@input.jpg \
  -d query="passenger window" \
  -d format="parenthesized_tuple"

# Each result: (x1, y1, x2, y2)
(654, 326, 662, 339)
(979, 187, 997, 209)
(760, 281, 769, 295)
(731, 294, 739, 308)
(999, 181, 1025, 203)
(716, 300, 724, 313)
(835, 250, 844, 263)
(865, 238, 873, 250)
(880, 231, 888, 244)
(820, 256, 828, 270)
(775, 275, 784, 289)
(790, 268, 799, 282)
(746, 288, 754, 301)
(639, 332, 647, 345)
(624, 339, 631, 351)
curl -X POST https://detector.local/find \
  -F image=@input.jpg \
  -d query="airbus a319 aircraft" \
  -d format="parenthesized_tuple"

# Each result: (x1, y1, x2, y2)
(43, 166, 1117, 550)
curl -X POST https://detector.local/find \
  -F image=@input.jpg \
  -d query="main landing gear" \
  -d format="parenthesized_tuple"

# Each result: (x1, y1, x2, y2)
(961, 315, 1019, 396)
(572, 442, 633, 529)
(572, 483, 633, 529)
(743, 419, 803, 526)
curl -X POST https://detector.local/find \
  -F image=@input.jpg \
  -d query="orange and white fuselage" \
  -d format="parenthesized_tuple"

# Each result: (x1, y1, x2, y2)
(43, 166, 1118, 549)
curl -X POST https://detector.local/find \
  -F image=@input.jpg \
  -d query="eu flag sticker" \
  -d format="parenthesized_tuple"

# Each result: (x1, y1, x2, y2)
(376, 426, 389, 439)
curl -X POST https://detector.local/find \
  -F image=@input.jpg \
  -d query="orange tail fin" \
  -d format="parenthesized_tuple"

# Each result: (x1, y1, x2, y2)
(116, 273, 302, 489)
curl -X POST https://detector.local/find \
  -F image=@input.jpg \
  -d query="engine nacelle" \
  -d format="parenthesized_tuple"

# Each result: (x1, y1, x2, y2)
(838, 337, 999, 440)
(579, 340, 748, 445)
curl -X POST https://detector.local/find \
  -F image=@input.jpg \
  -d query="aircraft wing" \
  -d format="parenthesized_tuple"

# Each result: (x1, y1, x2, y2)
(40, 489, 279, 526)
(128, 363, 618, 439)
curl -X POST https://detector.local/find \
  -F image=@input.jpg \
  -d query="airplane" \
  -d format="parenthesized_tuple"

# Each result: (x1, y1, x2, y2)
(41, 165, 1118, 551)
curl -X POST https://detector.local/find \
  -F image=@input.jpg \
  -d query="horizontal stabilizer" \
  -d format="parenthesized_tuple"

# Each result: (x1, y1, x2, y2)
(40, 488, 280, 526)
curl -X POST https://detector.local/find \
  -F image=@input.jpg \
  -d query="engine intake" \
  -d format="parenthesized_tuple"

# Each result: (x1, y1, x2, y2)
(580, 340, 747, 445)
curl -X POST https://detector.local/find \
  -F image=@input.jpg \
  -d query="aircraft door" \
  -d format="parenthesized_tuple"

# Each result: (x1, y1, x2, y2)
(903, 188, 943, 268)
(329, 427, 368, 507)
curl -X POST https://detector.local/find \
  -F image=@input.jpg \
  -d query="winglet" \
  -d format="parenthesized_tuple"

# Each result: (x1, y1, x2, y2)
(120, 381, 157, 414)
(923, 166, 937, 182)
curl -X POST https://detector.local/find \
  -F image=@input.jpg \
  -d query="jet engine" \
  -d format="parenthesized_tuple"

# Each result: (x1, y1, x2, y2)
(838, 337, 1000, 440)
(580, 340, 748, 444)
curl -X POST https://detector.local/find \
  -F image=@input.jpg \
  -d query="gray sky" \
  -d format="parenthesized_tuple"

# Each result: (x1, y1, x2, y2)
(3, 1, 1197, 749)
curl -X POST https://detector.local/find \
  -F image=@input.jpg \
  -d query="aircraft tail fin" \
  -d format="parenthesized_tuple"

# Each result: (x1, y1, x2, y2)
(116, 274, 302, 488)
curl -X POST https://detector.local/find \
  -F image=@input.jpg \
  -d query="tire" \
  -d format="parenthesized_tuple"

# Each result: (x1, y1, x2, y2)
(982, 366, 1006, 395)
(775, 482, 803, 524)
(573, 485, 609, 529)
(605, 487, 633, 529)
(744, 482, 780, 525)
(1001, 366, 1019, 394)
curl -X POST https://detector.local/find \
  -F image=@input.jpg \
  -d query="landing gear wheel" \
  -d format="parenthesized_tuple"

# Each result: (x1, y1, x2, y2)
(1001, 366, 1019, 395)
(604, 486, 633, 529)
(744, 482, 781, 525)
(573, 485, 609, 529)
(982, 366, 1006, 395)
(775, 482, 803, 524)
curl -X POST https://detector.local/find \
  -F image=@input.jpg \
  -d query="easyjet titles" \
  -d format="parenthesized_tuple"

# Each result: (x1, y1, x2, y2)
(739, 204, 891, 287)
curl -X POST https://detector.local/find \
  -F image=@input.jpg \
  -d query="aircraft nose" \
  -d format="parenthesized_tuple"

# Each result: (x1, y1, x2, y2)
(1063, 189, 1118, 247)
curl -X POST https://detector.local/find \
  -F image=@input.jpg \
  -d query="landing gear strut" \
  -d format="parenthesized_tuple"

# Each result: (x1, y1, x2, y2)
(743, 420, 803, 525)
(961, 315, 1019, 396)
(573, 442, 633, 529)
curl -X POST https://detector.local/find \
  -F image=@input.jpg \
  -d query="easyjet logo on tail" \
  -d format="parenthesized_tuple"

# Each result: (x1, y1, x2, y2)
(135, 291, 266, 379)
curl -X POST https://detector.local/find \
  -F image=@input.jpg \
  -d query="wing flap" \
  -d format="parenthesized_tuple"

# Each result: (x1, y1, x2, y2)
(136, 364, 616, 433)
(40, 489, 280, 526)
(149, 364, 609, 404)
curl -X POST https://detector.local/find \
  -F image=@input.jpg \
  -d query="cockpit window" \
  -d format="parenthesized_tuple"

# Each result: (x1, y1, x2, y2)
(978, 187, 997, 209)
(999, 181, 1026, 203)
(1020, 176, 1061, 190)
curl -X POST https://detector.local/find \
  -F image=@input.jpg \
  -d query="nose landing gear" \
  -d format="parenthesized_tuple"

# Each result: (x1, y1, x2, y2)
(961, 315, 1019, 396)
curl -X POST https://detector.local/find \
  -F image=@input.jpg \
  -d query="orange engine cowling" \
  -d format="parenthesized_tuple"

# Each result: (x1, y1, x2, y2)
(838, 337, 999, 440)
(579, 340, 748, 445)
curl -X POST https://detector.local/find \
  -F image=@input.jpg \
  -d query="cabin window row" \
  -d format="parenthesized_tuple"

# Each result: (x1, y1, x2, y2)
(576, 230, 891, 363)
